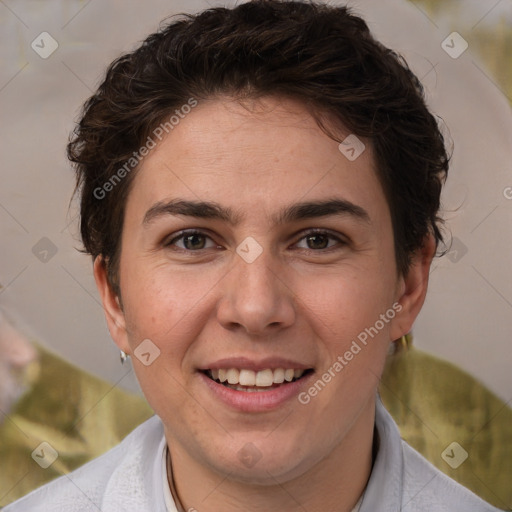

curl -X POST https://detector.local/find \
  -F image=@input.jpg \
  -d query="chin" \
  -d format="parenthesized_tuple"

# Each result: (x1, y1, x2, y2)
(206, 437, 315, 486)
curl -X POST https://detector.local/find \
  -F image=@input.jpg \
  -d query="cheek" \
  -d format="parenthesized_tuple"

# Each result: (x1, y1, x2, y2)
(122, 269, 203, 344)
(299, 262, 396, 342)
(121, 268, 210, 414)
(120, 261, 227, 378)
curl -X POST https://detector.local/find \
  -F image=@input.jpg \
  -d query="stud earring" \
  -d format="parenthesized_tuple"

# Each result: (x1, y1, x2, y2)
(120, 350, 129, 364)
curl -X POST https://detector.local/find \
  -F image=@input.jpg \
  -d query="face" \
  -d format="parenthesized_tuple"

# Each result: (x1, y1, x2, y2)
(95, 96, 431, 485)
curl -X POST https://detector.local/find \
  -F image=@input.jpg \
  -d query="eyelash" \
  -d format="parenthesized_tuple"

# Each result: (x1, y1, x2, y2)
(164, 229, 346, 253)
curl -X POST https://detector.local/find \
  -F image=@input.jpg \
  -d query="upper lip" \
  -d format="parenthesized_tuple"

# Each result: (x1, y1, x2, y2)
(199, 356, 314, 372)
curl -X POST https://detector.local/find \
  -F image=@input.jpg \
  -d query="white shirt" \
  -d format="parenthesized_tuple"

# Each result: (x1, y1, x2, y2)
(4, 396, 502, 511)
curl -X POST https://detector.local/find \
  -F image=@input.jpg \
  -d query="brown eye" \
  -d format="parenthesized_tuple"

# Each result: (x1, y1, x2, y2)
(165, 230, 217, 251)
(295, 230, 344, 251)
(182, 233, 206, 250)
(305, 233, 330, 250)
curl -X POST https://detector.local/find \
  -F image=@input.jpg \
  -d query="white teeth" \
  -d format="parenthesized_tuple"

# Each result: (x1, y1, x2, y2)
(273, 368, 285, 383)
(255, 369, 274, 387)
(226, 385, 270, 392)
(284, 369, 295, 382)
(239, 369, 256, 386)
(207, 367, 307, 387)
(226, 368, 240, 384)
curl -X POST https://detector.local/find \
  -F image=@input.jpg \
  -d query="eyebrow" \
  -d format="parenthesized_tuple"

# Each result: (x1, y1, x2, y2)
(142, 198, 371, 226)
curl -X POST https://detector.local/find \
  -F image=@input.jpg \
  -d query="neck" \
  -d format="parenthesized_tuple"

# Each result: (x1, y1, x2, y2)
(166, 397, 375, 512)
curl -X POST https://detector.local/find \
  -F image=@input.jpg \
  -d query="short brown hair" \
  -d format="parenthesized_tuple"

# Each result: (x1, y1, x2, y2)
(67, 0, 449, 295)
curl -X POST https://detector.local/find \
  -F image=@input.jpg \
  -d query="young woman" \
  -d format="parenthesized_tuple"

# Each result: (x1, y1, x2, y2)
(5, 1, 502, 510)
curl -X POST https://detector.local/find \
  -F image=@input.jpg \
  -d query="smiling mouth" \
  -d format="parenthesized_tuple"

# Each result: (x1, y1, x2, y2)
(202, 368, 314, 392)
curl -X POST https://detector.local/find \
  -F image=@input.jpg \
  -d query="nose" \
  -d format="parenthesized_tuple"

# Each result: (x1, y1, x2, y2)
(216, 247, 296, 336)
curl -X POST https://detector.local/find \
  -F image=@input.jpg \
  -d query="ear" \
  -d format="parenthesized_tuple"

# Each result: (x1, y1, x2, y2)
(93, 256, 130, 354)
(390, 234, 436, 341)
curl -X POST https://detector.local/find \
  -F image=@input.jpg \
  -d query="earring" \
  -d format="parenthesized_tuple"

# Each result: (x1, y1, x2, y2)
(389, 333, 412, 355)
(401, 333, 412, 350)
(120, 350, 129, 364)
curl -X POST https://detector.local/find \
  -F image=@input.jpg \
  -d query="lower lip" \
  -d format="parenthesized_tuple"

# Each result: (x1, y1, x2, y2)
(199, 371, 314, 412)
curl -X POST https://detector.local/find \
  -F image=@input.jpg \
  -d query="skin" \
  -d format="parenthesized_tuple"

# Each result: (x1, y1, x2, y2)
(94, 96, 435, 512)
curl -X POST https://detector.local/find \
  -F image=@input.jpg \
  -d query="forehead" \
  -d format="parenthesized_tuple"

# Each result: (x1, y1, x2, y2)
(126, 96, 388, 225)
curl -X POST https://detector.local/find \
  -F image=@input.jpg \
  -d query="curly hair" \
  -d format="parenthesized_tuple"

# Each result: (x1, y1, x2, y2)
(67, 0, 449, 295)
